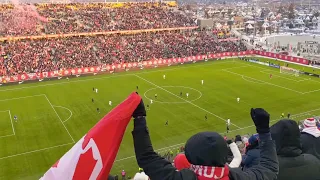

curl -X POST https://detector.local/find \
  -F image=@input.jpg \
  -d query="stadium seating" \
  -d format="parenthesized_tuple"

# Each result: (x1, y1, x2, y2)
(0, 31, 247, 76)
(0, 3, 195, 36)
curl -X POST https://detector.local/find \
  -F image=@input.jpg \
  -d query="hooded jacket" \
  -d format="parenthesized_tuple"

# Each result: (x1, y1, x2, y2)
(242, 134, 260, 169)
(270, 119, 320, 180)
(300, 127, 320, 160)
(132, 117, 278, 180)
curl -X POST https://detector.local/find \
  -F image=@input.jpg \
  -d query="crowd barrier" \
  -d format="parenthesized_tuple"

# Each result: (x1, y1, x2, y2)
(0, 50, 312, 83)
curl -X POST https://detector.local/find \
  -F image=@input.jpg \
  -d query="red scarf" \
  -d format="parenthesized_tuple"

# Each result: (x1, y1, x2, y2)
(190, 164, 229, 180)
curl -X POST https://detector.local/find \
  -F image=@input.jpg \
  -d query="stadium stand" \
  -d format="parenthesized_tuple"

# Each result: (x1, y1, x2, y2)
(0, 3, 195, 36)
(0, 30, 247, 76)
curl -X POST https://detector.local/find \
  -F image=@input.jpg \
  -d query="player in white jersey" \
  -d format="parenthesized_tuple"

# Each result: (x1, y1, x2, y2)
(237, 97, 240, 103)
(150, 99, 153, 104)
(186, 93, 189, 98)
(163, 75, 166, 79)
(227, 119, 230, 133)
(14, 115, 18, 122)
(95, 88, 98, 93)
(109, 101, 112, 106)
(201, 80, 204, 85)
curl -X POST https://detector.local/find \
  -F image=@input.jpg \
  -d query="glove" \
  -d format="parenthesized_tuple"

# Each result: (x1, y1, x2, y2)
(250, 108, 270, 134)
(132, 99, 146, 118)
(227, 140, 233, 145)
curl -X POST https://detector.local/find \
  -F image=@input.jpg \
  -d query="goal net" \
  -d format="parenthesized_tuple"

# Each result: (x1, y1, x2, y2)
(280, 66, 300, 77)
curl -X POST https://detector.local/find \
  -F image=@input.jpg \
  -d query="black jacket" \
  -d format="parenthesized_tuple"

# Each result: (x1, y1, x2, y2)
(132, 117, 278, 180)
(301, 132, 320, 160)
(270, 120, 320, 180)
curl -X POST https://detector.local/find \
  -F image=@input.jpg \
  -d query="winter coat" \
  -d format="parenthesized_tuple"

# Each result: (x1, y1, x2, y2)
(300, 127, 320, 160)
(132, 117, 278, 180)
(242, 147, 260, 169)
(270, 119, 320, 180)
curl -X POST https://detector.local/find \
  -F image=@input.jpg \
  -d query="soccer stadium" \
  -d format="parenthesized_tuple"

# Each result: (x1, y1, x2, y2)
(1, 1, 320, 180)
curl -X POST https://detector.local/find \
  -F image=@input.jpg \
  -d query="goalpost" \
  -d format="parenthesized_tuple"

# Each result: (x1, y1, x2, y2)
(280, 66, 300, 77)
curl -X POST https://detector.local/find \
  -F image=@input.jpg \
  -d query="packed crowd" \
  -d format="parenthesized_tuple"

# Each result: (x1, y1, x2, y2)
(0, 30, 247, 76)
(0, 3, 195, 36)
(109, 100, 320, 180)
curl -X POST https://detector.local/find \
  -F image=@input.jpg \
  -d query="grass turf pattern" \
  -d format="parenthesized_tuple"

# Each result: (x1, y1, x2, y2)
(0, 58, 320, 179)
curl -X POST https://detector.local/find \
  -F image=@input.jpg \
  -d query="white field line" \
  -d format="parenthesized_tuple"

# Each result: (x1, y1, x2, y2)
(53, 105, 73, 123)
(0, 142, 74, 160)
(44, 94, 75, 143)
(223, 69, 304, 94)
(0, 110, 15, 138)
(302, 89, 320, 94)
(259, 70, 306, 82)
(219, 65, 250, 71)
(114, 108, 320, 163)
(241, 76, 265, 84)
(0, 60, 236, 93)
(8, 110, 15, 135)
(0, 94, 45, 102)
(134, 74, 241, 129)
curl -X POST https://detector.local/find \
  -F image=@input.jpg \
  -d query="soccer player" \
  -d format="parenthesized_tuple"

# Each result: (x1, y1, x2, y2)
(180, 91, 182, 96)
(93, 87, 95, 92)
(186, 93, 189, 98)
(95, 88, 98, 93)
(92, 98, 94, 103)
(136, 86, 139, 90)
(150, 99, 153, 104)
(165, 120, 168, 126)
(109, 101, 112, 106)
(237, 97, 240, 103)
(147, 104, 150, 110)
(97, 108, 100, 113)
(270, 74, 272, 79)
(281, 113, 285, 118)
(201, 80, 204, 85)
(155, 94, 158, 99)
(226, 119, 231, 133)
(287, 113, 291, 119)
(205, 114, 208, 120)
(163, 75, 166, 79)
(14, 115, 18, 122)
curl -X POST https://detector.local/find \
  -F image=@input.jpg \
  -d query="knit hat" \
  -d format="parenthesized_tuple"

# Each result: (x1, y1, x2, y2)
(248, 134, 259, 145)
(304, 118, 316, 127)
(133, 172, 149, 180)
(185, 132, 228, 167)
(174, 153, 191, 170)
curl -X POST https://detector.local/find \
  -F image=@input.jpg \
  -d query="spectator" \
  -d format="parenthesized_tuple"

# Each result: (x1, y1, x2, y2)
(270, 119, 320, 180)
(242, 134, 260, 169)
(300, 118, 320, 159)
(132, 101, 278, 180)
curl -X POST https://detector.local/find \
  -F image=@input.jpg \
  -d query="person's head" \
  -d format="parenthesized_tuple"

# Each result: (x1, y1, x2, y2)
(304, 118, 317, 128)
(246, 134, 259, 151)
(133, 172, 149, 180)
(185, 132, 228, 167)
(270, 119, 302, 156)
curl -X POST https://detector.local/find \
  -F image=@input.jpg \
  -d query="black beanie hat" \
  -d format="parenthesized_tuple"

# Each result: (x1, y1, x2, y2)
(185, 132, 228, 167)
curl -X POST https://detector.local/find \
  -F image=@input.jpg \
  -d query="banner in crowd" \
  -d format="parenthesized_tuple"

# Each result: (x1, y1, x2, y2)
(0, 51, 253, 83)
(254, 50, 309, 65)
(0, 50, 311, 83)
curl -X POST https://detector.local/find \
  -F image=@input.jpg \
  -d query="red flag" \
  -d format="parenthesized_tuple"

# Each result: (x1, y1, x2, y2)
(41, 92, 141, 180)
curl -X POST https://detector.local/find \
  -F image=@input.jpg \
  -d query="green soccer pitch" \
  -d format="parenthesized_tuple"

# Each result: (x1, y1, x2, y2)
(1, 58, 320, 179)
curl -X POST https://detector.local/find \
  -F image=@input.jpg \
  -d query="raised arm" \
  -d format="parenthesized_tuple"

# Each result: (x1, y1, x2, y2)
(132, 100, 196, 180)
(230, 108, 279, 180)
